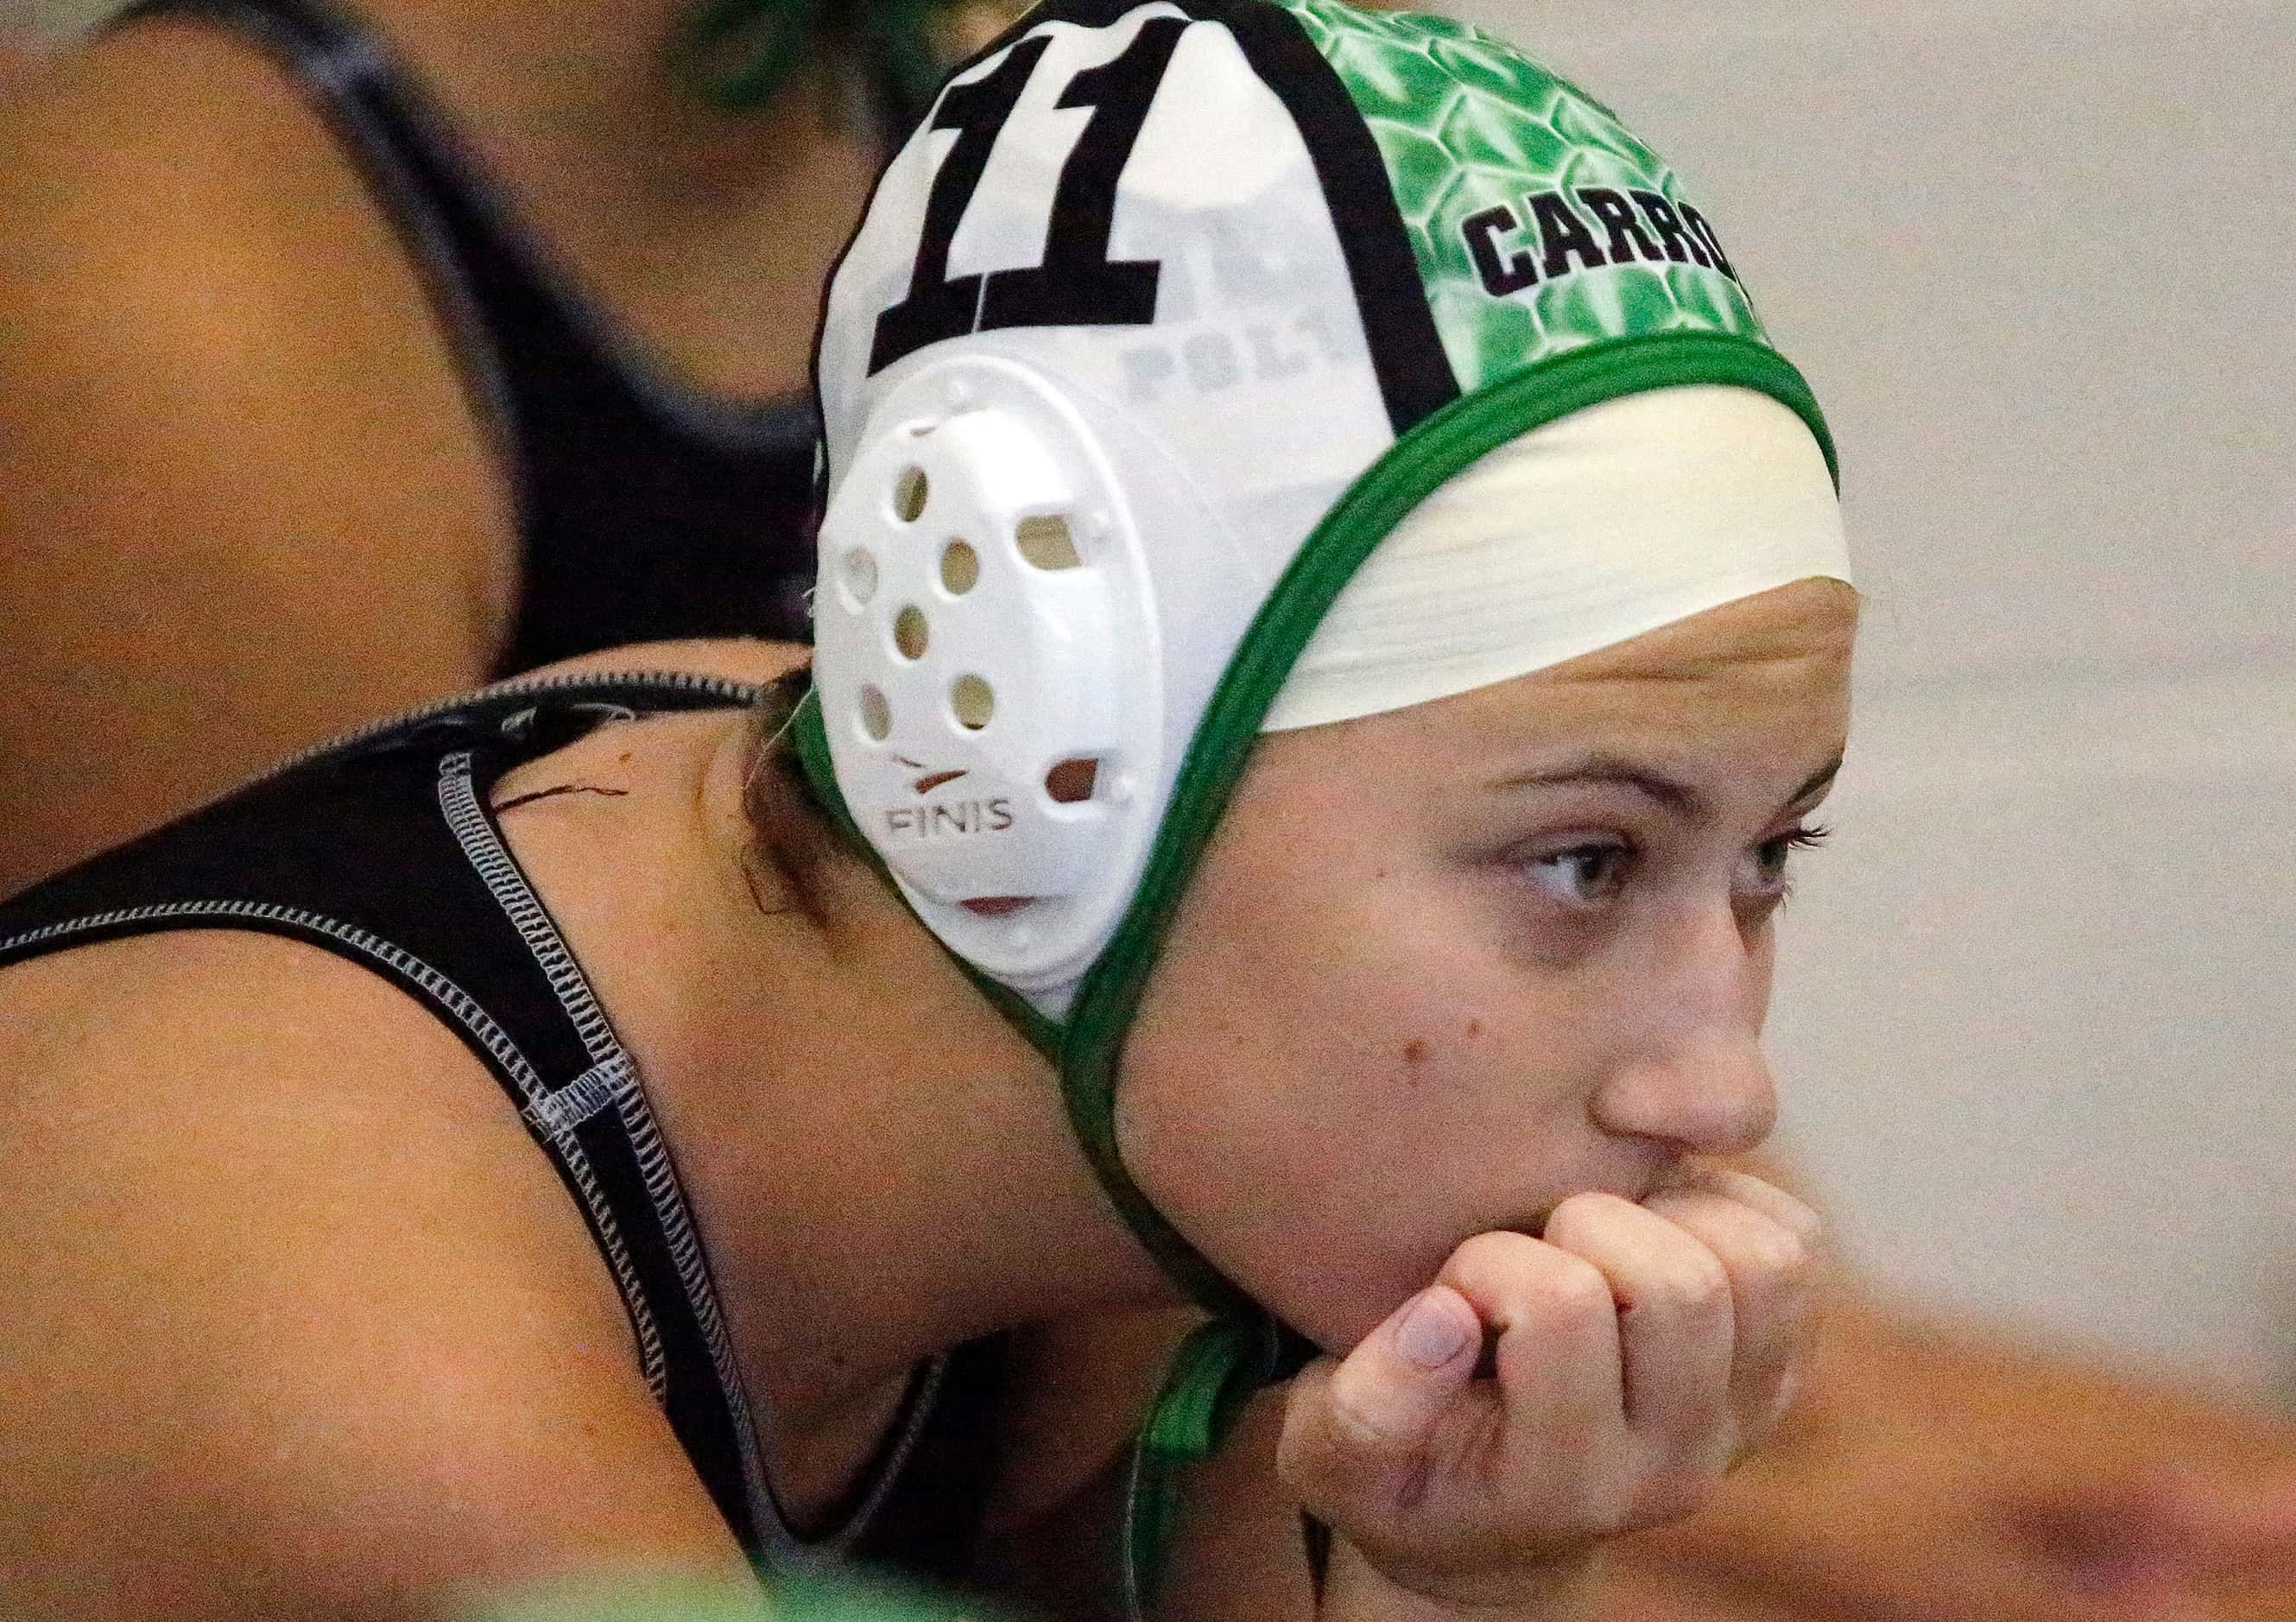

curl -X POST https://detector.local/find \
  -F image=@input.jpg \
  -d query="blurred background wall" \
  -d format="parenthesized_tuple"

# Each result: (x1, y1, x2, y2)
(11, 0, 2293, 1391)
(1444, 0, 2296, 1393)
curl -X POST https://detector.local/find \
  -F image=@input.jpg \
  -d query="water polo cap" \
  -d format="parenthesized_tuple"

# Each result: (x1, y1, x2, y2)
(793, 0, 1837, 1599)
(801, 0, 1833, 1256)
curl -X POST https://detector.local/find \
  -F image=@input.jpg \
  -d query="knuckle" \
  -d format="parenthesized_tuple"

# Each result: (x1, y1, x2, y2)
(1565, 1476, 1636, 1536)
(1448, 1227, 1538, 1279)
(1695, 1169, 1825, 1251)
(1730, 1223, 1813, 1289)
(1324, 1378, 1412, 1452)
(1629, 1467, 1711, 1527)
(1538, 1255, 1616, 1322)
(1777, 1195, 1824, 1247)
(1278, 1372, 1336, 1454)
(1638, 1250, 1731, 1321)
(1772, 1223, 1817, 1276)
(1277, 1397, 1349, 1493)
(1627, 1448, 1733, 1528)
(1545, 1189, 1634, 1239)
(1759, 1207, 1818, 1269)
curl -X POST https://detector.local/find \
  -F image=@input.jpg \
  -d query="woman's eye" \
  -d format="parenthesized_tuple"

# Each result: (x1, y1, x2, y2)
(1524, 841, 1634, 907)
(1739, 823, 1832, 900)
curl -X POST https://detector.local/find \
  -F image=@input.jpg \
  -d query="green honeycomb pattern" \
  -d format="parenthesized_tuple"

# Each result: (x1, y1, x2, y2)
(1275, 0, 1774, 394)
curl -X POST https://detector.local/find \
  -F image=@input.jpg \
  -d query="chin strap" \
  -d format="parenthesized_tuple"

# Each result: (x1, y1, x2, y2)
(1124, 1313, 1318, 1622)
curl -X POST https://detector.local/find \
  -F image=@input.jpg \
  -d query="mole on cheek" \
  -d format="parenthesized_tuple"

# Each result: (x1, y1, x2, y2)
(1466, 1019, 1483, 1039)
(1402, 1038, 1430, 1065)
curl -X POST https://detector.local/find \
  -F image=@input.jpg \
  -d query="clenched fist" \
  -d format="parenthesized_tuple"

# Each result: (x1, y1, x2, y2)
(1277, 1164, 1819, 1619)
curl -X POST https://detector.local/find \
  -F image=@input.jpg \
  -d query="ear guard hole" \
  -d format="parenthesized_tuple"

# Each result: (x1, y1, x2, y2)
(959, 896, 1035, 917)
(950, 675, 995, 731)
(842, 548, 879, 605)
(893, 605, 929, 660)
(1044, 757, 1099, 804)
(1015, 514, 1081, 571)
(939, 539, 979, 594)
(858, 685, 892, 741)
(893, 466, 929, 523)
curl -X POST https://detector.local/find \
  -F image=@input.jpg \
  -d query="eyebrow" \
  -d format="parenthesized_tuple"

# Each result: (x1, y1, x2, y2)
(1491, 752, 1844, 822)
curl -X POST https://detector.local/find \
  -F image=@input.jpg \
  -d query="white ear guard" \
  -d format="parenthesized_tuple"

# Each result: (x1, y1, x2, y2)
(812, 353, 1256, 1015)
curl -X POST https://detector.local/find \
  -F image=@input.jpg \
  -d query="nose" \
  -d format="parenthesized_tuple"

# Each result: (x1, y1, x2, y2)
(1588, 910, 1779, 1157)
(1590, 1028, 1778, 1157)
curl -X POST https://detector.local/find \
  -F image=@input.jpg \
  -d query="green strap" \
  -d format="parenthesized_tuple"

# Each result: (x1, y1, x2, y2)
(672, 0, 947, 117)
(796, 693, 1312, 1612)
(673, 0, 826, 110)
(1123, 1315, 1316, 1621)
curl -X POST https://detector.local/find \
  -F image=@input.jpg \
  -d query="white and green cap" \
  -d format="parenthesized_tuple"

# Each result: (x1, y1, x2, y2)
(799, 0, 1836, 1326)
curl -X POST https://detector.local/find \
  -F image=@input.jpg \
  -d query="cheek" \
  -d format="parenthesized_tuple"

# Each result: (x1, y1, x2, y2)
(1119, 861, 1398, 1175)
(1127, 827, 1501, 1129)
(1115, 852, 1599, 1340)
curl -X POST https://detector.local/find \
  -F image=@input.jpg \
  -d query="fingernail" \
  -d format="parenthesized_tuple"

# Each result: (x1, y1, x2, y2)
(1395, 1289, 1470, 1370)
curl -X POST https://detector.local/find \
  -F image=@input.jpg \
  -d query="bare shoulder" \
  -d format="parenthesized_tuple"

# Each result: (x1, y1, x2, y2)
(0, 930, 740, 1620)
(0, 20, 519, 890)
(0, 16, 512, 572)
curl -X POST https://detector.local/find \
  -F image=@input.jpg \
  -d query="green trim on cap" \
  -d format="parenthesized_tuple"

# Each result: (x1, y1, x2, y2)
(1053, 329, 1832, 1318)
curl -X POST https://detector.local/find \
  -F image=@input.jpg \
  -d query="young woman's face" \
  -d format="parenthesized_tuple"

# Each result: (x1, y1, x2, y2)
(1117, 579, 1857, 1350)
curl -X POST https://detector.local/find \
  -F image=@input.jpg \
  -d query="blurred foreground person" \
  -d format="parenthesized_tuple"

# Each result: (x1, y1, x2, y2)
(1, 3, 1848, 1617)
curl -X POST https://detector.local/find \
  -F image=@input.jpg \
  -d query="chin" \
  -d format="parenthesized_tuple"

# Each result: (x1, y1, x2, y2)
(1275, 1242, 1461, 1353)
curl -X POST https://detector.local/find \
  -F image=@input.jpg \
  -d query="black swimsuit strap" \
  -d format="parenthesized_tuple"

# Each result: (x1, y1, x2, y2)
(0, 672, 1006, 1578)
